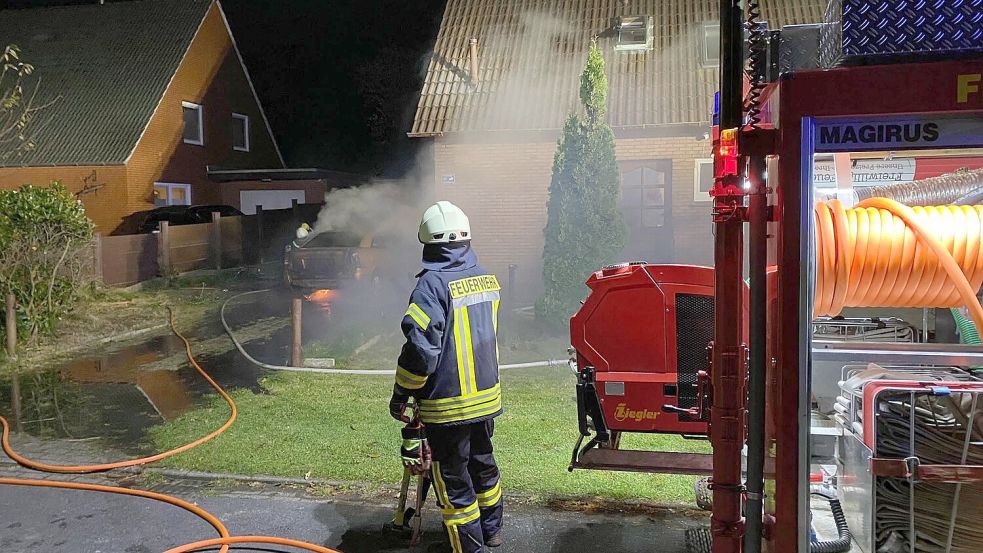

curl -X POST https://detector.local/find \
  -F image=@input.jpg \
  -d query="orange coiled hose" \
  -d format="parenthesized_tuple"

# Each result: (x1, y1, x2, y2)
(814, 198, 983, 334)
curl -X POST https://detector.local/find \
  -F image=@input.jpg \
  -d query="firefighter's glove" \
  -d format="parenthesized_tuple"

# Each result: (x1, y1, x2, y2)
(389, 388, 411, 422)
(400, 438, 423, 467)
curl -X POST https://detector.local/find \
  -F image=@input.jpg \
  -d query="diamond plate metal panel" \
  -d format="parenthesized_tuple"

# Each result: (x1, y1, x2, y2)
(824, 0, 983, 65)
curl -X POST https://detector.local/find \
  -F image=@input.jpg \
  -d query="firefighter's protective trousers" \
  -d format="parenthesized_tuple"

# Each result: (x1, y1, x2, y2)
(395, 244, 503, 552)
(429, 420, 503, 553)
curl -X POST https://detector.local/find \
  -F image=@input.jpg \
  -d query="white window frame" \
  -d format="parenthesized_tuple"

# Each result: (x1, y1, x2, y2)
(182, 101, 204, 146)
(154, 182, 192, 206)
(694, 158, 714, 202)
(702, 22, 721, 68)
(615, 15, 655, 52)
(232, 112, 250, 152)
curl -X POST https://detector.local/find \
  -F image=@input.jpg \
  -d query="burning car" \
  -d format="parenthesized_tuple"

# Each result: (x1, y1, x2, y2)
(283, 230, 385, 289)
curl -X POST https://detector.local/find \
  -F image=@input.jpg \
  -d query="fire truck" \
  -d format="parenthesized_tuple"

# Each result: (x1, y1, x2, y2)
(567, 2, 983, 553)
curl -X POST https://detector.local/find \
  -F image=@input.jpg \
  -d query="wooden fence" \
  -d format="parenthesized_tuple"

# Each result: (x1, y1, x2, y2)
(97, 204, 320, 287)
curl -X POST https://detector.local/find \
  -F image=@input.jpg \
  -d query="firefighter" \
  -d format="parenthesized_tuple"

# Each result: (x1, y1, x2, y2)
(295, 222, 311, 240)
(292, 223, 311, 248)
(389, 201, 504, 552)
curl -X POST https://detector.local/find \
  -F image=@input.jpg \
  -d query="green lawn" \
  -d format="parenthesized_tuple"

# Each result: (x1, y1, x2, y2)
(149, 366, 708, 504)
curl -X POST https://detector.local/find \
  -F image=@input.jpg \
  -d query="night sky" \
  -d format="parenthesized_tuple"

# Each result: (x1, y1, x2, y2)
(5, 0, 447, 176)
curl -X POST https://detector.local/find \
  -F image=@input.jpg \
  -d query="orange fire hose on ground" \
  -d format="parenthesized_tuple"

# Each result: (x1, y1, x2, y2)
(814, 198, 983, 334)
(0, 308, 341, 553)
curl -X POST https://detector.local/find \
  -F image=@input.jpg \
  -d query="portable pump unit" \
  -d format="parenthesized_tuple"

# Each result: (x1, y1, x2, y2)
(568, 264, 746, 474)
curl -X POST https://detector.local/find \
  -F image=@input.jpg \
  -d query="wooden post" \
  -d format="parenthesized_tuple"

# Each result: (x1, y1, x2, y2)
(255, 205, 265, 264)
(5, 293, 16, 360)
(93, 232, 104, 284)
(291, 297, 303, 367)
(158, 221, 171, 276)
(10, 370, 22, 433)
(291, 198, 299, 219)
(211, 211, 222, 270)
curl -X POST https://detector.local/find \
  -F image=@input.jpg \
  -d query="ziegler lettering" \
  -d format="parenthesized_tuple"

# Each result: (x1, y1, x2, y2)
(614, 403, 660, 423)
(449, 275, 501, 299)
(819, 123, 940, 146)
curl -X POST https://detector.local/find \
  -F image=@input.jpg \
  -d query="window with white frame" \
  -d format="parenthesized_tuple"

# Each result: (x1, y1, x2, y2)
(694, 159, 714, 202)
(232, 113, 250, 152)
(615, 16, 654, 51)
(702, 22, 720, 67)
(182, 101, 204, 145)
(153, 183, 192, 206)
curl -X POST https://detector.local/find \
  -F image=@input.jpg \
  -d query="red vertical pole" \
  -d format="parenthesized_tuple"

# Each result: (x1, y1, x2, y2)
(712, 0, 747, 551)
(711, 203, 746, 553)
(774, 112, 807, 553)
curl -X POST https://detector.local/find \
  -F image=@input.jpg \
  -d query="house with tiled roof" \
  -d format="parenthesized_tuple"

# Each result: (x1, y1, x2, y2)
(0, 0, 298, 234)
(411, 0, 826, 302)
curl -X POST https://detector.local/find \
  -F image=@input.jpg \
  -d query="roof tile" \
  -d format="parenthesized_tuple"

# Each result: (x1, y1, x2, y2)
(0, 0, 212, 166)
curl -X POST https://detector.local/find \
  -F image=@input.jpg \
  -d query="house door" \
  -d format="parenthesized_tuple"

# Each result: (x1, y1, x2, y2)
(619, 160, 672, 263)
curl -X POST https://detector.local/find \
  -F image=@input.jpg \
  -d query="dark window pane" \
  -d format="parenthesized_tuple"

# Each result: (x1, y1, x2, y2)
(643, 187, 664, 207)
(623, 168, 643, 188)
(232, 116, 247, 150)
(622, 186, 642, 207)
(642, 167, 665, 186)
(704, 24, 720, 65)
(699, 161, 715, 193)
(183, 105, 201, 143)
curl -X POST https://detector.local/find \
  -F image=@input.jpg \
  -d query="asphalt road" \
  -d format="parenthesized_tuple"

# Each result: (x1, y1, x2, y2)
(0, 483, 707, 553)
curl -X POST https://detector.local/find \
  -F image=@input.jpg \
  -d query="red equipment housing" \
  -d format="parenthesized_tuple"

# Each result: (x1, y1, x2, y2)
(571, 264, 721, 438)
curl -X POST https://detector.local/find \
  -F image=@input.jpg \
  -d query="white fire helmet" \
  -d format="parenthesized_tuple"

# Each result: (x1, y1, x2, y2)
(418, 201, 472, 244)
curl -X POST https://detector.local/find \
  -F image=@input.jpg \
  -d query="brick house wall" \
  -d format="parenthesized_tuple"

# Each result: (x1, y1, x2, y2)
(431, 134, 714, 304)
(0, 165, 129, 232)
(129, 2, 282, 215)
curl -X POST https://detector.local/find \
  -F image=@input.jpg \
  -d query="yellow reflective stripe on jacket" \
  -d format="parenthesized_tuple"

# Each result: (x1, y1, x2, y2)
(453, 305, 478, 397)
(454, 306, 467, 395)
(441, 502, 481, 526)
(422, 401, 503, 425)
(396, 366, 428, 390)
(477, 482, 502, 508)
(492, 298, 500, 361)
(420, 384, 500, 409)
(419, 388, 502, 424)
(461, 306, 477, 395)
(405, 303, 430, 330)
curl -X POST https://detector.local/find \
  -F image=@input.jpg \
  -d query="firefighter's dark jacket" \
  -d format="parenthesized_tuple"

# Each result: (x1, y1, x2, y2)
(395, 243, 502, 426)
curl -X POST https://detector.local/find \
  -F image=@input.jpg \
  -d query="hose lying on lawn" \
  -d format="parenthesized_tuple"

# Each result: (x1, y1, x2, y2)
(222, 289, 565, 374)
(0, 307, 342, 553)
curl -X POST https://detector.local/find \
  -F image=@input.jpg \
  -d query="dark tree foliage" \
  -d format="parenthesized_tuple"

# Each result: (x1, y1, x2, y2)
(537, 41, 627, 328)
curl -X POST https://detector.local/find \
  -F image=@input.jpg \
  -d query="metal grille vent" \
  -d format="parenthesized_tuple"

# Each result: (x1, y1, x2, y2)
(676, 294, 714, 422)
